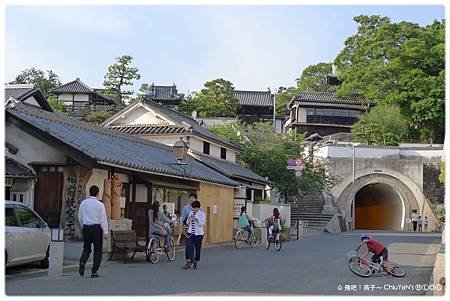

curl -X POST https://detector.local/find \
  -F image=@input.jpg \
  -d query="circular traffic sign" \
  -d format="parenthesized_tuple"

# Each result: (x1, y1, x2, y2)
(294, 171, 302, 178)
(295, 159, 303, 166)
(287, 158, 295, 166)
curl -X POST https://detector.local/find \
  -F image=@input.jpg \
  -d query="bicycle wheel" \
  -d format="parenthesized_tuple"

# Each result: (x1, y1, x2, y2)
(165, 237, 176, 262)
(234, 230, 246, 249)
(147, 239, 160, 264)
(275, 234, 282, 252)
(249, 230, 258, 248)
(385, 262, 406, 277)
(349, 261, 372, 277)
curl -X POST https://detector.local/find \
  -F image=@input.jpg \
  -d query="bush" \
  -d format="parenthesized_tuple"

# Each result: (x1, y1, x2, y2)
(82, 111, 110, 124)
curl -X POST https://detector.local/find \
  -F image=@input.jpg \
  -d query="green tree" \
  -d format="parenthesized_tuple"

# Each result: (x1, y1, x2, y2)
(211, 122, 332, 200)
(47, 95, 69, 115)
(275, 86, 298, 115)
(334, 16, 445, 143)
(352, 104, 408, 146)
(439, 163, 445, 184)
(10, 68, 61, 96)
(178, 78, 238, 117)
(103, 55, 141, 104)
(296, 62, 336, 92)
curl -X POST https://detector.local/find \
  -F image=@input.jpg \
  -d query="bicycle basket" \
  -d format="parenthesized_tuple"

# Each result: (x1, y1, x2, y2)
(345, 250, 359, 262)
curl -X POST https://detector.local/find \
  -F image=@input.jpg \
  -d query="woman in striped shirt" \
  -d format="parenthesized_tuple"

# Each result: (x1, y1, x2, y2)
(183, 200, 205, 270)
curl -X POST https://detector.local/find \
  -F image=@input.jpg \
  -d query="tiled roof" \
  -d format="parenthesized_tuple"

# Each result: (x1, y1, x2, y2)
(5, 157, 36, 177)
(140, 100, 243, 151)
(108, 124, 193, 135)
(195, 153, 271, 186)
(290, 92, 372, 109)
(234, 90, 274, 107)
(50, 78, 94, 94)
(5, 84, 35, 100)
(148, 84, 181, 100)
(5, 84, 53, 112)
(6, 103, 238, 187)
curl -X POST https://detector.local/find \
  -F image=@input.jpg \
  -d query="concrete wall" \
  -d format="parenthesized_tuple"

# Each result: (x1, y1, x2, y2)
(198, 182, 235, 244)
(329, 157, 423, 192)
(251, 203, 291, 228)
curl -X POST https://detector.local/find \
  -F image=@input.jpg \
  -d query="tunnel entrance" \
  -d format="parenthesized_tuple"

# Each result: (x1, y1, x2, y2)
(355, 183, 403, 230)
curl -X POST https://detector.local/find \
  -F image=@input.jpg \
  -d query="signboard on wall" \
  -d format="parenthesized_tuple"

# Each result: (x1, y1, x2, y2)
(233, 199, 246, 218)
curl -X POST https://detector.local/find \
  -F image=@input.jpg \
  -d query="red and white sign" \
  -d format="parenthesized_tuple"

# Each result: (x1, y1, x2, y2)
(295, 159, 303, 166)
(294, 171, 302, 178)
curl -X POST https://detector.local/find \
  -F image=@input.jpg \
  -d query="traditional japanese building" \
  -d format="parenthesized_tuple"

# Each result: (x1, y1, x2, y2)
(50, 78, 118, 117)
(5, 84, 53, 112)
(5, 101, 242, 244)
(284, 91, 373, 136)
(102, 98, 272, 224)
(234, 89, 274, 124)
(142, 84, 183, 108)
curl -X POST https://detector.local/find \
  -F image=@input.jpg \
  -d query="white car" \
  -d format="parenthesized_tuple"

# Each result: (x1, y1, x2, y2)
(5, 201, 51, 268)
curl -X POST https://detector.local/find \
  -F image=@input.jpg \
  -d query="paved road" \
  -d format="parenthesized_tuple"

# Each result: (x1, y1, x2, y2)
(5, 231, 443, 296)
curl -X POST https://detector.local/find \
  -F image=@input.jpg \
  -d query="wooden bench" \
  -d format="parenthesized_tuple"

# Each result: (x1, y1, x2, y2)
(109, 230, 147, 263)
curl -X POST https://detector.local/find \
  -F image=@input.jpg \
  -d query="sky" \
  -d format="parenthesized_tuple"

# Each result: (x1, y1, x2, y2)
(5, 5, 445, 96)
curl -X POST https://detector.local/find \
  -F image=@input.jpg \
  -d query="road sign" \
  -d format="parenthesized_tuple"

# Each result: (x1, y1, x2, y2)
(287, 158, 295, 166)
(294, 171, 302, 178)
(295, 159, 303, 166)
(287, 166, 303, 170)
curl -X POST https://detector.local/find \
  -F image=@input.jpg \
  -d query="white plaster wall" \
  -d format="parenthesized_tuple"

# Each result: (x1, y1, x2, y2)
(74, 94, 89, 102)
(227, 151, 237, 162)
(6, 122, 66, 164)
(112, 107, 170, 125)
(58, 93, 74, 101)
(210, 144, 221, 158)
(190, 136, 204, 153)
(23, 96, 40, 107)
(85, 169, 129, 199)
(135, 184, 148, 203)
(141, 135, 184, 146)
(298, 108, 307, 122)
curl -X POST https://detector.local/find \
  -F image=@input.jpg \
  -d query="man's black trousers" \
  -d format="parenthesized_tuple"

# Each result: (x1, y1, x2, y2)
(79, 224, 103, 273)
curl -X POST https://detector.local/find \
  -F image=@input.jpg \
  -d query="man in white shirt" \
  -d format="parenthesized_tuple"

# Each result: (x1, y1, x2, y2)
(78, 185, 108, 278)
(411, 211, 418, 232)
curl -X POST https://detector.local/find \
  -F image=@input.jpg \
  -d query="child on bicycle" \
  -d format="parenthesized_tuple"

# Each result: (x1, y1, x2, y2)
(360, 233, 390, 276)
(267, 208, 282, 239)
(239, 206, 253, 241)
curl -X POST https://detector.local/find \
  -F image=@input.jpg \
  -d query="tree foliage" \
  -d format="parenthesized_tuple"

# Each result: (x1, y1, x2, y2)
(334, 15, 445, 143)
(210, 122, 332, 199)
(10, 68, 61, 96)
(275, 86, 298, 116)
(103, 55, 141, 104)
(178, 78, 238, 117)
(439, 163, 445, 185)
(352, 104, 408, 146)
(296, 62, 336, 92)
(47, 95, 69, 115)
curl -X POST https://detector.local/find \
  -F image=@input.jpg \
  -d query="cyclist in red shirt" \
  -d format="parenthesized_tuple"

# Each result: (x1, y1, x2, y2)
(360, 233, 390, 275)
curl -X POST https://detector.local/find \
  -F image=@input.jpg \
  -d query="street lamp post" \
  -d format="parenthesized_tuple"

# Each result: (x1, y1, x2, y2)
(351, 144, 355, 231)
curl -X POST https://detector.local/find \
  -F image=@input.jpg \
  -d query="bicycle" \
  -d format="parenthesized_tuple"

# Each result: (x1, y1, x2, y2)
(146, 234, 176, 264)
(234, 227, 258, 249)
(267, 230, 283, 252)
(346, 245, 406, 278)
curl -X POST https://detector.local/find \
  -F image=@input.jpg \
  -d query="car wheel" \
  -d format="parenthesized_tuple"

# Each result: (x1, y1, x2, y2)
(39, 246, 50, 269)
